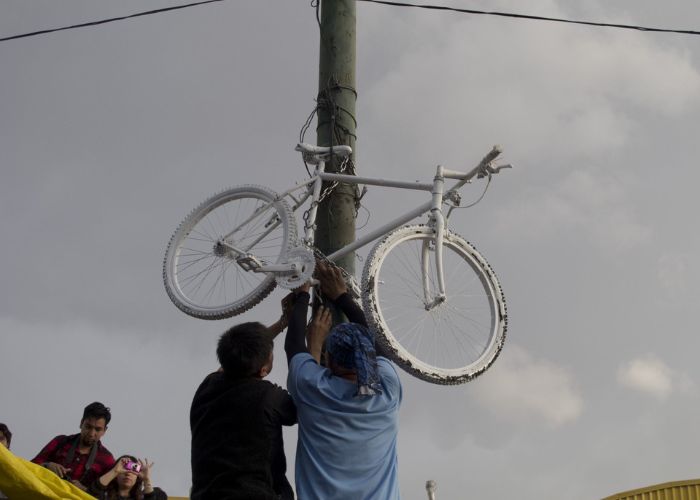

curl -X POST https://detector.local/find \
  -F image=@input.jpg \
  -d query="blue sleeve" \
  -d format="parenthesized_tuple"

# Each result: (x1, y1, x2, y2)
(378, 357, 402, 403)
(288, 352, 326, 402)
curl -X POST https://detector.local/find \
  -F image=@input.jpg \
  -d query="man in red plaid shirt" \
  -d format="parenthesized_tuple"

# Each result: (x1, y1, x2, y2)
(32, 401, 115, 491)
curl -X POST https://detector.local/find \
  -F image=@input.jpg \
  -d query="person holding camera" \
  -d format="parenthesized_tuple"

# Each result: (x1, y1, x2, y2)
(88, 455, 167, 500)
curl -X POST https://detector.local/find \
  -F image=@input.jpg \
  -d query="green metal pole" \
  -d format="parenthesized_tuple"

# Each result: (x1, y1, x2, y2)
(314, 0, 357, 277)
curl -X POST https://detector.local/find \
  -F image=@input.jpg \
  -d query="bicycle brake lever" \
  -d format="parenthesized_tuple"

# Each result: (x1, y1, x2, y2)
(477, 163, 513, 178)
(492, 163, 513, 173)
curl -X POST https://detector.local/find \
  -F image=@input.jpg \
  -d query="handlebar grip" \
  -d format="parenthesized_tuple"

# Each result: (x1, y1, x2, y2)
(479, 145, 502, 167)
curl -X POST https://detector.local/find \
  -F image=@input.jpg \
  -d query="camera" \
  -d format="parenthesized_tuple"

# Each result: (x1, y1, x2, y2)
(124, 461, 142, 473)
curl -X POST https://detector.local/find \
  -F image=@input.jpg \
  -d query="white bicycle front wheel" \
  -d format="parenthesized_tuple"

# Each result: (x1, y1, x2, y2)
(163, 185, 296, 319)
(362, 225, 507, 384)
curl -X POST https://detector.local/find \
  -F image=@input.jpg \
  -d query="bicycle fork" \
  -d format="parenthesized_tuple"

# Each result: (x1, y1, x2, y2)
(423, 167, 448, 311)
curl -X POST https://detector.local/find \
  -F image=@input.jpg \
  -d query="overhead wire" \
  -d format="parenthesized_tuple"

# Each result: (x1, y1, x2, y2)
(0, 0, 224, 42)
(2, 0, 699, 43)
(356, 0, 700, 36)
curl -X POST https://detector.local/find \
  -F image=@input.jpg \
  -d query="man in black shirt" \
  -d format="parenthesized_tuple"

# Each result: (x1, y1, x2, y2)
(190, 305, 297, 500)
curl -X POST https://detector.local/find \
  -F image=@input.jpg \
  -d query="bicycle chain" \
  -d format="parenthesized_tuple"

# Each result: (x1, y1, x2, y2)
(302, 156, 356, 234)
(311, 246, 362, 300)
(298, 154, 362, 299)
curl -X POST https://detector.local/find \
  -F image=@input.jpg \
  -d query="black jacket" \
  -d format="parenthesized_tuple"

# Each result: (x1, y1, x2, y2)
(190, 373, 296, 500)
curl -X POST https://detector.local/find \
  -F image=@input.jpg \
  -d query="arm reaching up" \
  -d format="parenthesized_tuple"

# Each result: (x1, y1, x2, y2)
(316, 261, 367, 327)
(315, 261, 393, 358)
(267, 293, 294, 338)
(284, 283, 311, 364)
(307, 306, 332, 363)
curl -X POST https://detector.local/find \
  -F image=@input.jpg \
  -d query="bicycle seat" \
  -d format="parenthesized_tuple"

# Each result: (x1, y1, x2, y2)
(295, 143, 353, 158)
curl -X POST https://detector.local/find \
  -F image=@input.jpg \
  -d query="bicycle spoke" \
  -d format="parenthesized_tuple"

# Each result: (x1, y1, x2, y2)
(176, 254, 217, 274)
(186, 258, 221, 298)
(190, 225, 217, 243)
(368, 229, 502, 377)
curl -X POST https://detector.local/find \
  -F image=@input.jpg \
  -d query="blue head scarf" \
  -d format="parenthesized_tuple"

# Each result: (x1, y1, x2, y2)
(325, 323, 382, 397)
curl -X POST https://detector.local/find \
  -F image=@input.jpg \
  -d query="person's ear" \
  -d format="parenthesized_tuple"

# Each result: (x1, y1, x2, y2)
(259, 351, 273, 378)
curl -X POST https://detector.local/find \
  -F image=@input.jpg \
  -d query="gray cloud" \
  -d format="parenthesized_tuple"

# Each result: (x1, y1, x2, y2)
(3, 1, 700, 499)
(473, 345, 583, 426)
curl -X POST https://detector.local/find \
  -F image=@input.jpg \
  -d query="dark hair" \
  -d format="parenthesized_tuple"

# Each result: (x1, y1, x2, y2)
(217, 322, 273, 379)
(0, 423, 11, 448)
(82, 402, 112, 425)
(104, 455, 144, 500)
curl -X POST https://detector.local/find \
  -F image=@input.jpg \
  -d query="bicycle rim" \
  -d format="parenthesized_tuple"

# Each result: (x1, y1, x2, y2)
(164, 186, 295, 319)
(363, 226, 506, 384)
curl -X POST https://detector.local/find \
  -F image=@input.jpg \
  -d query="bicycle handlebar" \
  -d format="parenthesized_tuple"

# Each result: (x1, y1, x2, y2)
(448, 145, 509, 191)
(478, 145, 503, 167)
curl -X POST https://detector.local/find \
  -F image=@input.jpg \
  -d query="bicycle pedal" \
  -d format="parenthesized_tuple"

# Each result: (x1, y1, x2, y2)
(236, 254, 262, 272)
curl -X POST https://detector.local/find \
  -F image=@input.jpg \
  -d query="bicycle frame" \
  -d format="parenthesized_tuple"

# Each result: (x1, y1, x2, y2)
(283, 158, 490, 303)
(216, 145, 503, 304)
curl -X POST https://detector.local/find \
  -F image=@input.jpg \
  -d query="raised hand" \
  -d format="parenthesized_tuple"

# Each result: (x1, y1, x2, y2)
(280, 293, 295, 328)
(139, 458, 155, 493)
(115, 457, 129, 474)
(267, 293, 296, 337)
(308, 305, 333, 363)
(316, 261, 347, 300)
(294, 281, 312, 295)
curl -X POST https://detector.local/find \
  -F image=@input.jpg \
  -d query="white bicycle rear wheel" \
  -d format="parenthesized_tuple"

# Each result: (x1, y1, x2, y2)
(163, 185, 296, 319)
(362, 225, 507, 384)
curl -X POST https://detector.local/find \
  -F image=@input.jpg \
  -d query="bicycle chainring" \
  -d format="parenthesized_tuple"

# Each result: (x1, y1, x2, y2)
(275, 246, 316, 289)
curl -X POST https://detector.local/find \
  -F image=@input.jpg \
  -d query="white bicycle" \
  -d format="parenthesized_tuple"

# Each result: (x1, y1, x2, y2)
(163, 144, 510, 384)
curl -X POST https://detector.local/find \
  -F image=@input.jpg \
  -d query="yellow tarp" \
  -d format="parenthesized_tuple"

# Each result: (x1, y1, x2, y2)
(0, 444, 94, 500)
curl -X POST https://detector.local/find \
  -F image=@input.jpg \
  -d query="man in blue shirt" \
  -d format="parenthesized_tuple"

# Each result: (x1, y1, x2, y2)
(285, 262, 402, 500)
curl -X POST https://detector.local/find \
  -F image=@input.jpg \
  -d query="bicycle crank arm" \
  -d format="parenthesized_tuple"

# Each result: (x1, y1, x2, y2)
(216, 240, 294, 275)
(233, 252, 294, 274)
(256, 262, 300, 274)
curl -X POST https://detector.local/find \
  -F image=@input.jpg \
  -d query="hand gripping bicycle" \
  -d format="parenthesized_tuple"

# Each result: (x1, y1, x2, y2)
(163, 144, 511, 384)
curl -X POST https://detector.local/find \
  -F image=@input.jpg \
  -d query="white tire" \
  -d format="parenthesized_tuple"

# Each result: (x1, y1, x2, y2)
(163, 185, 296, 319)
(362, 225, 507, 384)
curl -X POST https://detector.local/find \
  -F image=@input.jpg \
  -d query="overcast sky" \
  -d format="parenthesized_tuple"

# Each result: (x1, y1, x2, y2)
(2, 1, 700, 499)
